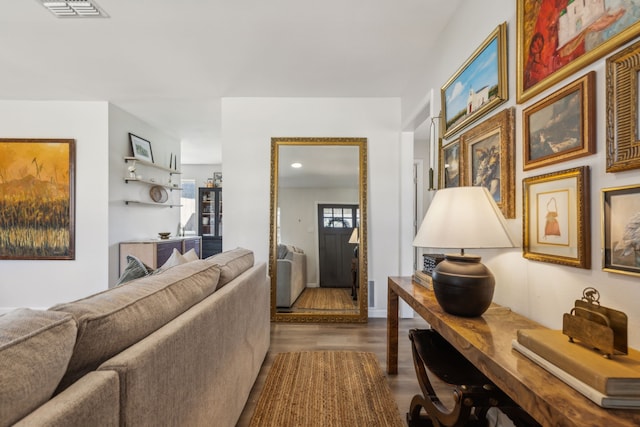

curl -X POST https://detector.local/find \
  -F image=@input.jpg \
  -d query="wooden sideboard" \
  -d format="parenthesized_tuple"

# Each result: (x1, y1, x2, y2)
(119, 236, 201, 274)
(387, 276, 640, 427)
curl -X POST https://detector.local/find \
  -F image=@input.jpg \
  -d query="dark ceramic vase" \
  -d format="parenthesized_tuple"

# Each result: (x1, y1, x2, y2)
(431, 254, 495, 317)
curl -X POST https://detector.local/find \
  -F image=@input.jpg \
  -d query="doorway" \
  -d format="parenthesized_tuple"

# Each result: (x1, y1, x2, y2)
(317, 204, 358, 288)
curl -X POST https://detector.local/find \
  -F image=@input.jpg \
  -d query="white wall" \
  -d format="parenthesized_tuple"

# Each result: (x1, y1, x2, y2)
(0, 101, 109, 311)
(181, 164, 222, 189)
(108, 105, 182, 286)
(408, 0, 640, 348)
(222, 97, 401, 314)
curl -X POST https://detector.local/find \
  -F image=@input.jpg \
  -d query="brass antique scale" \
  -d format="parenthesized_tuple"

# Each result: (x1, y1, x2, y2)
(562, 287, 628, 359)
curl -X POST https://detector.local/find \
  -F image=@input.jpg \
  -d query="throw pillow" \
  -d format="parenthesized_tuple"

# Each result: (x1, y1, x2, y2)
(115, 255, 152, 286)
(158, 248, 188, 271)
(182, 248, 200, 262)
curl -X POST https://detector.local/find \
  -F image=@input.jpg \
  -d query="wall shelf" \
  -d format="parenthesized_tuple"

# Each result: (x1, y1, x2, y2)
(124, 157, 182, 206)
(124, 200, 182, 208)
(123, 177, 182, 190)
(124, 157, 181, 175)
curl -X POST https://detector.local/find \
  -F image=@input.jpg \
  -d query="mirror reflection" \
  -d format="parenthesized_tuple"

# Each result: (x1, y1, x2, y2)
(270, 138, 367, 322)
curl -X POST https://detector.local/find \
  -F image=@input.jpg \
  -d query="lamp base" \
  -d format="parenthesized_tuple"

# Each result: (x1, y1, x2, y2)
(431, 254, 495, 317)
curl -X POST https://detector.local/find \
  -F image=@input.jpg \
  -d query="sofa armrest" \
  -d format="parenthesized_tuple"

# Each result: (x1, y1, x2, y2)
(13, 371, 119, 427)
(276, 259, 293, 307)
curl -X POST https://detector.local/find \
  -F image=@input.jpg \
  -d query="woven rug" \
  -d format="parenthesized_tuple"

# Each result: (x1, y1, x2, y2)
(292, 288, 356, 311)
(249, 351, 404, 427)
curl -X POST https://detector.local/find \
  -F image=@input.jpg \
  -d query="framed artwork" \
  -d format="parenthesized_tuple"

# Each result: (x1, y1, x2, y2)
(523, 166, 590, 269)
(0, 139, 76, 260)
(602, 184, 640, 276)
(606, 39, 640, 172)
(438, 139, 460, 189)
(517, 0, 640, 103)
(460, 107, 515, 218)
(129, 133, 154, 163)
(523, 71, 595, 170)
(441, 22, 508, 139)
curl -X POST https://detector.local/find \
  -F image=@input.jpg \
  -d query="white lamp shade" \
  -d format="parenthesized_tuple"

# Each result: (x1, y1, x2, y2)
(413, 186, 515, 249)
(349, 227, 359, 244)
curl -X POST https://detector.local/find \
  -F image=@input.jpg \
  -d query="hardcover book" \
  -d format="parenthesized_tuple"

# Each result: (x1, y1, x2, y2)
(515, 329, 640, 397)
(512, 339, 640, 409)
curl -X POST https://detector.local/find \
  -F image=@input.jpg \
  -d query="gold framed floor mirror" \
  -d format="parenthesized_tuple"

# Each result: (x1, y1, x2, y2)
(269, 137, 368, 322)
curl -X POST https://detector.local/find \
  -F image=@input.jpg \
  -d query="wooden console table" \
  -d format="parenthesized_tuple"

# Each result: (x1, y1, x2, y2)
(387, 276, 640, 427)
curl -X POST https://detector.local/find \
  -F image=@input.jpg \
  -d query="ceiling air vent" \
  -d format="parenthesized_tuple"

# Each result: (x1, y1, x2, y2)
(39, 0, 109, 18)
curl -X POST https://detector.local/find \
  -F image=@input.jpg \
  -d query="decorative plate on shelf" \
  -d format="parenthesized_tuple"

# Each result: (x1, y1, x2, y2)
(149, 185, 168, 203)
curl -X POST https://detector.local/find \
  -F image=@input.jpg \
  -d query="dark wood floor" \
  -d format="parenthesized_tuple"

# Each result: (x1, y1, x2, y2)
(236, 317, 430, 426)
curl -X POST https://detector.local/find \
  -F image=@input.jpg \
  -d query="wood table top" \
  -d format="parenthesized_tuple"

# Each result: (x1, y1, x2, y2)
(388, 276, 640, 427)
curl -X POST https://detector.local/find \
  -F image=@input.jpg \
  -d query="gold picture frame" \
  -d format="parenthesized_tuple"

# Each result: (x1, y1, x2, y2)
(438, 138, 460, 189)
(460, 107, 515, 218)
(601, 184, 640, 277)
(523, 166, 590, 269)
(441, 22, 508, 139)
(517, 0, 640, 103)
(606, 39, 640, 172)
(0, 138, 76, 260)
(523, 71, 596, 170)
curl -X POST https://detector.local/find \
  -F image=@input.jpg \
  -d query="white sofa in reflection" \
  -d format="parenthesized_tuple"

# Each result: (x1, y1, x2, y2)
(276, 244, 307, 308)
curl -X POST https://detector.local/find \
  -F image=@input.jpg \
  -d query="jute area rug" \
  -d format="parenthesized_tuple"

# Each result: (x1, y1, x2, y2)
(249, 351, 404, 427)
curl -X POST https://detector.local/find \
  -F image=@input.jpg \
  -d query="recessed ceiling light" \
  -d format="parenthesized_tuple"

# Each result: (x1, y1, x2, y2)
(291, 162, 302, 169)
(39, 0, 109, 18)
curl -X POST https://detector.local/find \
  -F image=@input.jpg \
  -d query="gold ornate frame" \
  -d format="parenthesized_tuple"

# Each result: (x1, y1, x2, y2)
(438, 138, 460, 189)
(517, 0, 640, 103)
(523, 166, 590, 269)
(459, 107, 515, 218)
(441, 22, 508, 139)
(523, 71, 596, 170)
(269, 137, 368, 323)
(601, 184, 640, 277)
(606, 39, 640, 172)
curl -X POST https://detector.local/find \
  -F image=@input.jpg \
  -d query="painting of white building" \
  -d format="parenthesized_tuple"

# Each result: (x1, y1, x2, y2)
(558, 0, 606, 48)
(467, 86, 490, 114)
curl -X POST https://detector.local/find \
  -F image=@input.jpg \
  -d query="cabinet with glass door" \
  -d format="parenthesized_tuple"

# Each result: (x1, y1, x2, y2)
(198, 187, 222, 257)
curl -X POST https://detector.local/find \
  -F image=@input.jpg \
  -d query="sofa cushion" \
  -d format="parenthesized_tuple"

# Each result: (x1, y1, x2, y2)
(206, 247, 254, 289)
(115, 255, 152, 286)
(0, 308, 77, 426)
(50, 260, 221, 391)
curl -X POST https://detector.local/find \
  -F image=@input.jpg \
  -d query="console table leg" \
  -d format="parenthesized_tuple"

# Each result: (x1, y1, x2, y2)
(387, 280, 399, 374)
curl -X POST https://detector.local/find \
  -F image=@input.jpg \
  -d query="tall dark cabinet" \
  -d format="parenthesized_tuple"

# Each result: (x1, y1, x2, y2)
(198, 187, 222, 257)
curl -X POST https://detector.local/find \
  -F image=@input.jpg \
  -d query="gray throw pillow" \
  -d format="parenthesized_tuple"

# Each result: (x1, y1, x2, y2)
(115, 255, 152, 286)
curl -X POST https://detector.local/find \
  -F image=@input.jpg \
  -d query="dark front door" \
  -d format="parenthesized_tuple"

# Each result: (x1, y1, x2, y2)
(318, 204, 358, 288)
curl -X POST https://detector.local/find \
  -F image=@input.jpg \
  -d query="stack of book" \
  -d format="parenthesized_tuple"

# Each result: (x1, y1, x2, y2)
(512, 328, 640, 408)
(412, 270, 432, 290)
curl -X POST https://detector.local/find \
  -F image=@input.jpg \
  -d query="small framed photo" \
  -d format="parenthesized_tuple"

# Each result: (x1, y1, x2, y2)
(523, 166, 590, 269)
(602, 184, 640, 277)
(129, 133, 154, 163)
(606, 40, 640, 172)
(460, 107, 515, 218)
(439, 139, 460, 189)
(213, 172, 223, 187)
(523, 71, 595, 170)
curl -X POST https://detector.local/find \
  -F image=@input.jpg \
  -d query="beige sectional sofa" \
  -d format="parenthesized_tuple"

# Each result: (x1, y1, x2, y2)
(275, 244, 307, 308)
(0, 247, 270, 427)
